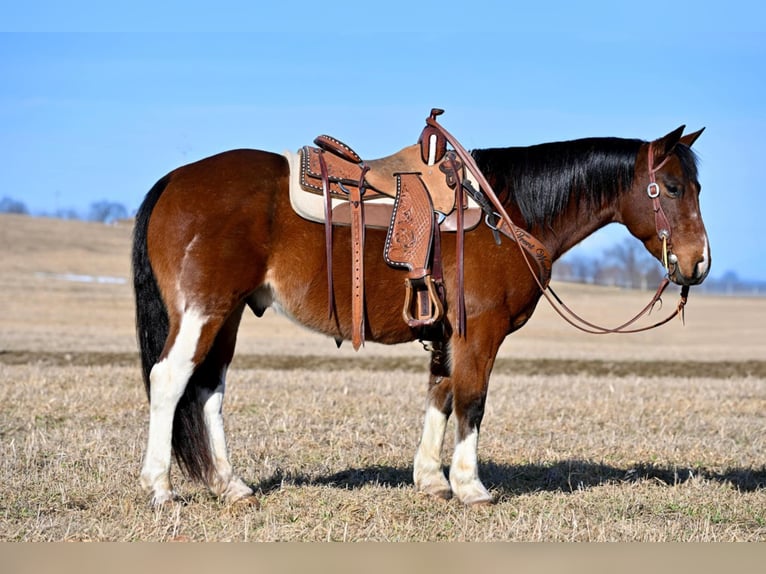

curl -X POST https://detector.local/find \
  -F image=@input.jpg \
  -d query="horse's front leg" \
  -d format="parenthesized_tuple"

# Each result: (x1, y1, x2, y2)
(413, 366, 453, 500)
(448, 377, 493, 505)
(413, 327, 502, 505)
(448, 326, 503, 505)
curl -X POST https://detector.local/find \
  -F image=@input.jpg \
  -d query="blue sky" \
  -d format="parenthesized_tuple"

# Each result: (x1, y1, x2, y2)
(2, 1, 765, 280)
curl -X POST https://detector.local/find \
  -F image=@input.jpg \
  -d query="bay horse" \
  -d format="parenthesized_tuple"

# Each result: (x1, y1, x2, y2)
(132, 117, 709, 506)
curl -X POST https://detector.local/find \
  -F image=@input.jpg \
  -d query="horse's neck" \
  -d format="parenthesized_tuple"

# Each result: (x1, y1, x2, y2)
(473, 142, 634, 263)
(528, 189, 621, 263)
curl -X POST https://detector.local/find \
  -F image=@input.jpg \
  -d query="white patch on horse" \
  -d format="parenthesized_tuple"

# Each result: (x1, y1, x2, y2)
(175, 233, 201, 309)
(449, 428, 493, 505)
(140, 306, 207, 505)
(698, 233, 711, 277)
(413, 406, 450, 497)
(184, 234, 200, 256)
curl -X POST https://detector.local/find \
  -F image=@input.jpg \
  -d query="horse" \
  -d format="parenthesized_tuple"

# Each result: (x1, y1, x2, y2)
(132, 117, 709, 506)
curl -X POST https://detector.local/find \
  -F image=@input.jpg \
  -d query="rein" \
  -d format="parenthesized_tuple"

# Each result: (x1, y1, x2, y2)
(425, 109, 690, 335)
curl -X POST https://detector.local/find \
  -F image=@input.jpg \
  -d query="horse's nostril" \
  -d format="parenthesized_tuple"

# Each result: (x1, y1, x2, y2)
(693, 257, 709, 281)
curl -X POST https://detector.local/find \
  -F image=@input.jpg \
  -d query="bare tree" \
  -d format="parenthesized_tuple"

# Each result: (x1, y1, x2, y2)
(0, 196, 29, 215)
(604, 238, 663, 289)
(88, 200, 128, 224)
(555, 253, 603, 284)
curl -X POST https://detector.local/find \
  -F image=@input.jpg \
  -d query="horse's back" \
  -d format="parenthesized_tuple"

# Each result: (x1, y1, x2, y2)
(158, 148, 288, 210)
(148, 147, 287, 241)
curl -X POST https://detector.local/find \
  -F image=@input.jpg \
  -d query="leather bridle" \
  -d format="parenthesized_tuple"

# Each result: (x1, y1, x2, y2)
(425, 110, 690, 335)
(647, 140, 677, 275)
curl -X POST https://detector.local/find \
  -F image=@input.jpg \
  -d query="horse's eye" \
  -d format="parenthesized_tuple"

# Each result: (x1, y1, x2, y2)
(666, 185, 681, 198)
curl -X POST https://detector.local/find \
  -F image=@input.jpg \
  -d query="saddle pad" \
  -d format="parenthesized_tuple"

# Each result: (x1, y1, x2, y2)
(284, 149, 394, 227)
(284, 149, 482, 231)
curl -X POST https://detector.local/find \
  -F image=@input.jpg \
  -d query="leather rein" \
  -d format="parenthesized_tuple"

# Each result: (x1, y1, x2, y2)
(426, 112, 690, 335)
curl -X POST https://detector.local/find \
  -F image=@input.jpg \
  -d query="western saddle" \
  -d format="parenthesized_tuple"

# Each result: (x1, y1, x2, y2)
(296, 108, 551, 350)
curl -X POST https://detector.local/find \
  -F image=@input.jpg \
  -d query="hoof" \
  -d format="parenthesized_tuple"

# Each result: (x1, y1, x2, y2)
(418, 485, 453, 501)
(229, 494, 261, 510)
(149, 490, 180, 508)
(466, 494, 496, 507)
(415, 473, 453, 501)
(140, 470, 178, 508)
(451, 480, 495, 506)
(218, 476, 255, 505)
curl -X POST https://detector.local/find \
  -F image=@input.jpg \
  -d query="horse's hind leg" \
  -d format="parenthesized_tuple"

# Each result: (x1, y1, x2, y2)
(140, 304, 251, 505)
(199, 380, 253, 503)
(194, 305, 253, 503)
(140, 306, 208, 505)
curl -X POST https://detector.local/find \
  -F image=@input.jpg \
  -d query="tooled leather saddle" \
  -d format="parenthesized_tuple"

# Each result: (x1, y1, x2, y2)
(293, 108, 551, 350)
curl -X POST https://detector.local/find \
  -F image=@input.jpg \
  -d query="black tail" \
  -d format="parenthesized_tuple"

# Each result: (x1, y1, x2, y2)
(133, 175, 171, 394)
(132, 175, 213, 483)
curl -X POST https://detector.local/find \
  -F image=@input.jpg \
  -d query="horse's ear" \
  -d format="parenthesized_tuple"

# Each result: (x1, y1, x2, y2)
(651, 125, 686, 164)
(679, 127, 705, 148)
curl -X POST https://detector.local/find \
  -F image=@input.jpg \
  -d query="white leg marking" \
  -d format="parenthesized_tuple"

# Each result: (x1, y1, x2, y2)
(449, 428, 493, 505)
(413, 406, 451, 498)
(140, 307, 207, 506)
(201, 368, 253, 503)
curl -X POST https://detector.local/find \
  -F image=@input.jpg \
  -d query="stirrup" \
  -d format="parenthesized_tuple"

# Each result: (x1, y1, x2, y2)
(402, 275, 444, 328)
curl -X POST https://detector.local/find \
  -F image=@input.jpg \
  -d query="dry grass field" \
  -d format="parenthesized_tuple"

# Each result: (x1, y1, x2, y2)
(1, 213, 765, 541)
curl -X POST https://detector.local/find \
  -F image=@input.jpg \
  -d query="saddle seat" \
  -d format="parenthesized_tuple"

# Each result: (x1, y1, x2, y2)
(300, 141, 463, 216)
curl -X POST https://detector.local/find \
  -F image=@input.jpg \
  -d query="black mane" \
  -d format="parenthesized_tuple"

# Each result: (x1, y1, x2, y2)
(674, 143, 700, 183)
(471, 137, 643, 228)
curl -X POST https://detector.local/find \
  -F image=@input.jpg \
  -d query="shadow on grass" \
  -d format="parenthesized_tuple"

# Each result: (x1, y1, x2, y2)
(252, 461, 766, 497)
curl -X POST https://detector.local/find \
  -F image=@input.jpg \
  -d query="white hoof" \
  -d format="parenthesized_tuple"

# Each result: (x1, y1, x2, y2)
(415, 469, 453, 500)
(451, 478, 494, 505)
(140, 471, 178, 507)
(149, 488, 179, 507)
(219, 476, 254, 504)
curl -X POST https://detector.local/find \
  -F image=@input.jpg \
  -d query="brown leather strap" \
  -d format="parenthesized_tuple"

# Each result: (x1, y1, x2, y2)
(450, 154, 467, 336)
(314, 134, 362, 164)
(431, 211, 444, 285)
(318, 152, 336, 321)
(547, 279, 689, 334)
(652, 195, 671, 244)
(647, 141, 674, 272)
(348, 166, 369, 350)
(429, 211, 446, 327)
(647, 142, 672, 236)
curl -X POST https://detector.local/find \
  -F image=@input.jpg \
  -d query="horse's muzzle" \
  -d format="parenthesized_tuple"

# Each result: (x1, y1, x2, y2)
(669, 253, 711, 286)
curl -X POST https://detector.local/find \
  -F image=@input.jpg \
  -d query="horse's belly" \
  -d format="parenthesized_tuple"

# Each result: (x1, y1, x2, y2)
(261, 263, 416, 346)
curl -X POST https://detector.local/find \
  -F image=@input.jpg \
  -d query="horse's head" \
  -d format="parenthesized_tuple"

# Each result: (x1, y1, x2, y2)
(620, 126, 710, 286)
